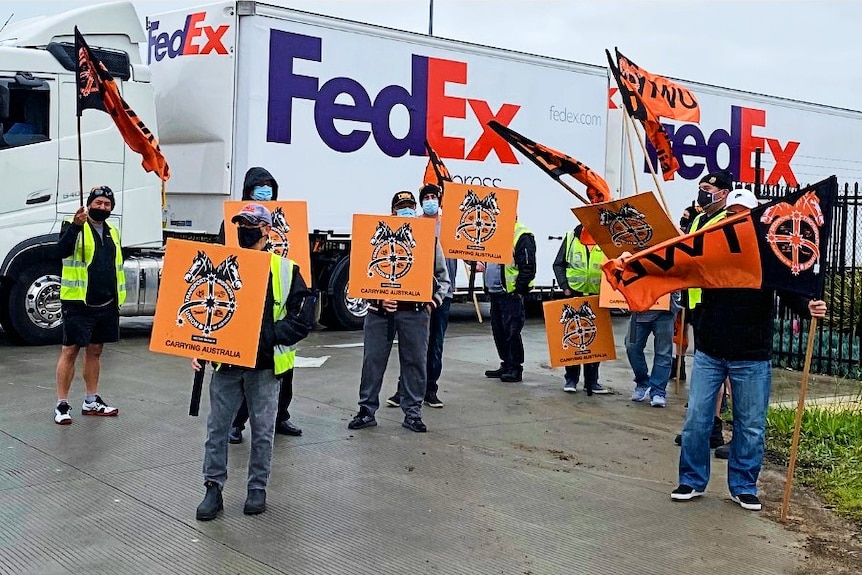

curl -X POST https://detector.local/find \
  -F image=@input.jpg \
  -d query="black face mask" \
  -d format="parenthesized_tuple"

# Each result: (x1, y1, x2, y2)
(697, 189, 717, 209)
(237, 226, 264, 248)
(88, 208, 111, 222)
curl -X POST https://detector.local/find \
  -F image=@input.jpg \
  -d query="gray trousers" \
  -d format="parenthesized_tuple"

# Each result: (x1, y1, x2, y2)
(359, 310, 430, 419)
(203, 366, 279, 490)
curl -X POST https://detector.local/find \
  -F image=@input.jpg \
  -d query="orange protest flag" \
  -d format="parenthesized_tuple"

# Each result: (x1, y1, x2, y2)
(149, 239, 272, 367)
(348, 214, 437, 302)
(543, 296, 616, 367)
(438, 182, 518, 263)
(223, 200, 311, 286)
(75, 27, 170, 181)
(598, 271, 670, 311)
(487, 121, 611, 203)
(615, 49, 700, 123)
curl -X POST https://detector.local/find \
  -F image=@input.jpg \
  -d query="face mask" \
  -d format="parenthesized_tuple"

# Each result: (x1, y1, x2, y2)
(697, 189, 718, 209)
(237, 226, 264, 248)
(421, 198, 439, 216)
(396, 207, 416, 218)
(88, 208, 110, 222)
(251, 185, 273, 201)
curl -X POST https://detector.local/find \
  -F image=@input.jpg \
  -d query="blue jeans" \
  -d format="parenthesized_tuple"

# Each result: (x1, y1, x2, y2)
(678, 351, 772, 496)
(425, 298, 451, 396)
(625, 312, 674, 398)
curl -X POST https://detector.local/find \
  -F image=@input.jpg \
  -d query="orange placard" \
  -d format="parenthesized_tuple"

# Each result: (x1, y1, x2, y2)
(543, 296, 617, 367)
(149, 239, 272, 367)
(598, 271, 671, 311)
(223, 201, 311, 285)
(348, 214, 437, 302)
(438, 182, 518, 263)
(571, 192, 680, 259)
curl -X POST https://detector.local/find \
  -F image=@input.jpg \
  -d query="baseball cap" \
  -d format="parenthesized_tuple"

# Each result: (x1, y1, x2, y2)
(726, 188, 759, 210)
(391, 190, 416, 209)
(231, 202, 272, 226)
(699, 170, 733, 191)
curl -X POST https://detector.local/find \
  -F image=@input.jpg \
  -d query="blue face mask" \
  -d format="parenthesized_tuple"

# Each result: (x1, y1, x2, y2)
(421, 198, 439, 216)
(396, 207, 416, 218)
(251, 185, 273, 201)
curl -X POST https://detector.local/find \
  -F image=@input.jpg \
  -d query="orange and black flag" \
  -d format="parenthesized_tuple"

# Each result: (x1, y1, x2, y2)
(606, 49, 679, 181)
(75, 27, 170, 181)
(602, 177, 838, 311)
(615, 49, 700, 123)
(487, 121, 611, 204)
(424, 140, 452, 190)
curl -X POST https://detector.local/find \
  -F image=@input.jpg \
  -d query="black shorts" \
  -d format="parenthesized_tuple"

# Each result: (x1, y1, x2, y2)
(61, 301, 120, 347)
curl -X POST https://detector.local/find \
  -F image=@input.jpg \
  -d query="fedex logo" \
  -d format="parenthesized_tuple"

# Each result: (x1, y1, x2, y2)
(147, 12, 229, 64)
(646, 105, 800, 186)
(266, 30, 521, 162)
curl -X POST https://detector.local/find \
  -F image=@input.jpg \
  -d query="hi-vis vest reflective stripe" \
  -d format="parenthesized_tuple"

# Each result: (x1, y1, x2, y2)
(564, 231, 605, 295)
(60, 220, 126, 305)
(271, 254, 297, 375)
(504, 222, 535, 293)
(687, 210, 728, 309)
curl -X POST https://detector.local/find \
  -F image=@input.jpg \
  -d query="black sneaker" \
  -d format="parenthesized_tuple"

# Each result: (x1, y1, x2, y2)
(710, 417, 725, 448)
(385, 394, 400, 407)
(228, 426, 243, 444)
(500, 369, 523, 383)
(731, 493, 762, 511)
(424, 393, 444, 408)
(54, 401, 73, 425)
(674, 434, 682, 446)
(714, 443, 730, 460)
(670, 485, 703, 501)
(402, 416, 427, 433)
(484, 366, 504, 378)
(348, 409, 377, 430)
(275, 420, 302, 436)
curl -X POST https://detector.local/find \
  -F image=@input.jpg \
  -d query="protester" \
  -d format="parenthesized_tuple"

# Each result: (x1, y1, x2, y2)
(627, 293, 681, 408)
(348, 191, 450, 433)
(671, 182, 828, 511)
(54, 186, 124, 425)
(483, 217, 536, 383)
(194, 203, 314, 520)
(387, 183, 457, 409)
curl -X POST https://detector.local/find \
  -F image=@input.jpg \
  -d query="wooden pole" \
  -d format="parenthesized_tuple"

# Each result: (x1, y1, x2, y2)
(76, 115, 84, 207)
(161, 180, 168, 228)
(626, 114, 672, 215)
(780, 318, 819, 522)
(553, 178, 590, 205)
(674, 306, 686, 395)
(463, 260, 482, 324)
(622, 111, 640, 196)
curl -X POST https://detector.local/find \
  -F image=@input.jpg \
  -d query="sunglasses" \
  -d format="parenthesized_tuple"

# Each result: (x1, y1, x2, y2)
(91, 187, 114, 198)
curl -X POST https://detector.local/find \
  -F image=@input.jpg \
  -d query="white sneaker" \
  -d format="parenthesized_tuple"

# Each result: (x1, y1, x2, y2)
(650, 395, 667, 408)
(563, 380, 578, 393)
(631, 386, 649, 402)
(82, 395, 118, 416)
(54, 401, 73, 425)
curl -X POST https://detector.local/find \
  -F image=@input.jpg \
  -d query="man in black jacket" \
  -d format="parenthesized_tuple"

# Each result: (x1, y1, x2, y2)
(671, 288, 826, 511)
(482, 220, 536, 383)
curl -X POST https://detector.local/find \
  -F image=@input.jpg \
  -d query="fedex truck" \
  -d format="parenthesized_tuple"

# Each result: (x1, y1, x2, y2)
(2, 1, 862, 345)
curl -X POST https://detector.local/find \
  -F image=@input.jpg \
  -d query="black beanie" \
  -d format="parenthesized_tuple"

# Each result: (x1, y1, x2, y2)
(86, 185, 115, 208)
(419, 184, 441, 203)
(699, 170, 733, 191)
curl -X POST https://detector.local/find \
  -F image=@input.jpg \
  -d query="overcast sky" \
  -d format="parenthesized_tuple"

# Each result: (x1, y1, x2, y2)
(6, 0, 861, 111)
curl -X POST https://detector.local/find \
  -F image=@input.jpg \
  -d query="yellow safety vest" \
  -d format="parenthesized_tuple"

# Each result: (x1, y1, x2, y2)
(564, 231, 605, 295)
(271, 254, 297, 375)
(60, 220, 126, 305)
(504, 222, 535, 293)
(687, 210, 728, 308)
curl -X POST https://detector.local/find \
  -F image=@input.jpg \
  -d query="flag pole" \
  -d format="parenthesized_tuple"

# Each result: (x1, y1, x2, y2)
(464, 260, 482, 323)
(622, 110, 640, 196)
(554, 178, 590, 205)
(625, 113, 671, 214)
(674, 307, 685, 395)
(780, 317, 818, 522)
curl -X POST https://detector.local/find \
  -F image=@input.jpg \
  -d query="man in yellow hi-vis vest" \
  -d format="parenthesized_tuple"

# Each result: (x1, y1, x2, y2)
(552, 224, 608, 396)
(54, 186, 125, 425)
(193, 203, 314, 521)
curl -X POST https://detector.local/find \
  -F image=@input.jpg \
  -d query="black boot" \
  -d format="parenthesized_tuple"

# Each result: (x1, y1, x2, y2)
(500, 366, 523, 383)
(484, 364, 505, 378)
(671, 356, 687, 381)
(196, 481, 223, 521)
(243, 488, 267, 515)
(709, 416, 725, 449)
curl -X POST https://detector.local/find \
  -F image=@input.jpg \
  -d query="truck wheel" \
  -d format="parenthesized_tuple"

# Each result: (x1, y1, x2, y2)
(7, 262, 63, 345)
(321, 259, 367, 330)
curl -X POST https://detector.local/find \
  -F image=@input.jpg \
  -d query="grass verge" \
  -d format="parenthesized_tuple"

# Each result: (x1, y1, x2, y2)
(766, 403, 862, 523)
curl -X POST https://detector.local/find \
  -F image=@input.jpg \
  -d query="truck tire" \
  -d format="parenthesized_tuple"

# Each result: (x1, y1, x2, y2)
(321, 259, 367, 330)
(7, 262, 63, 345)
